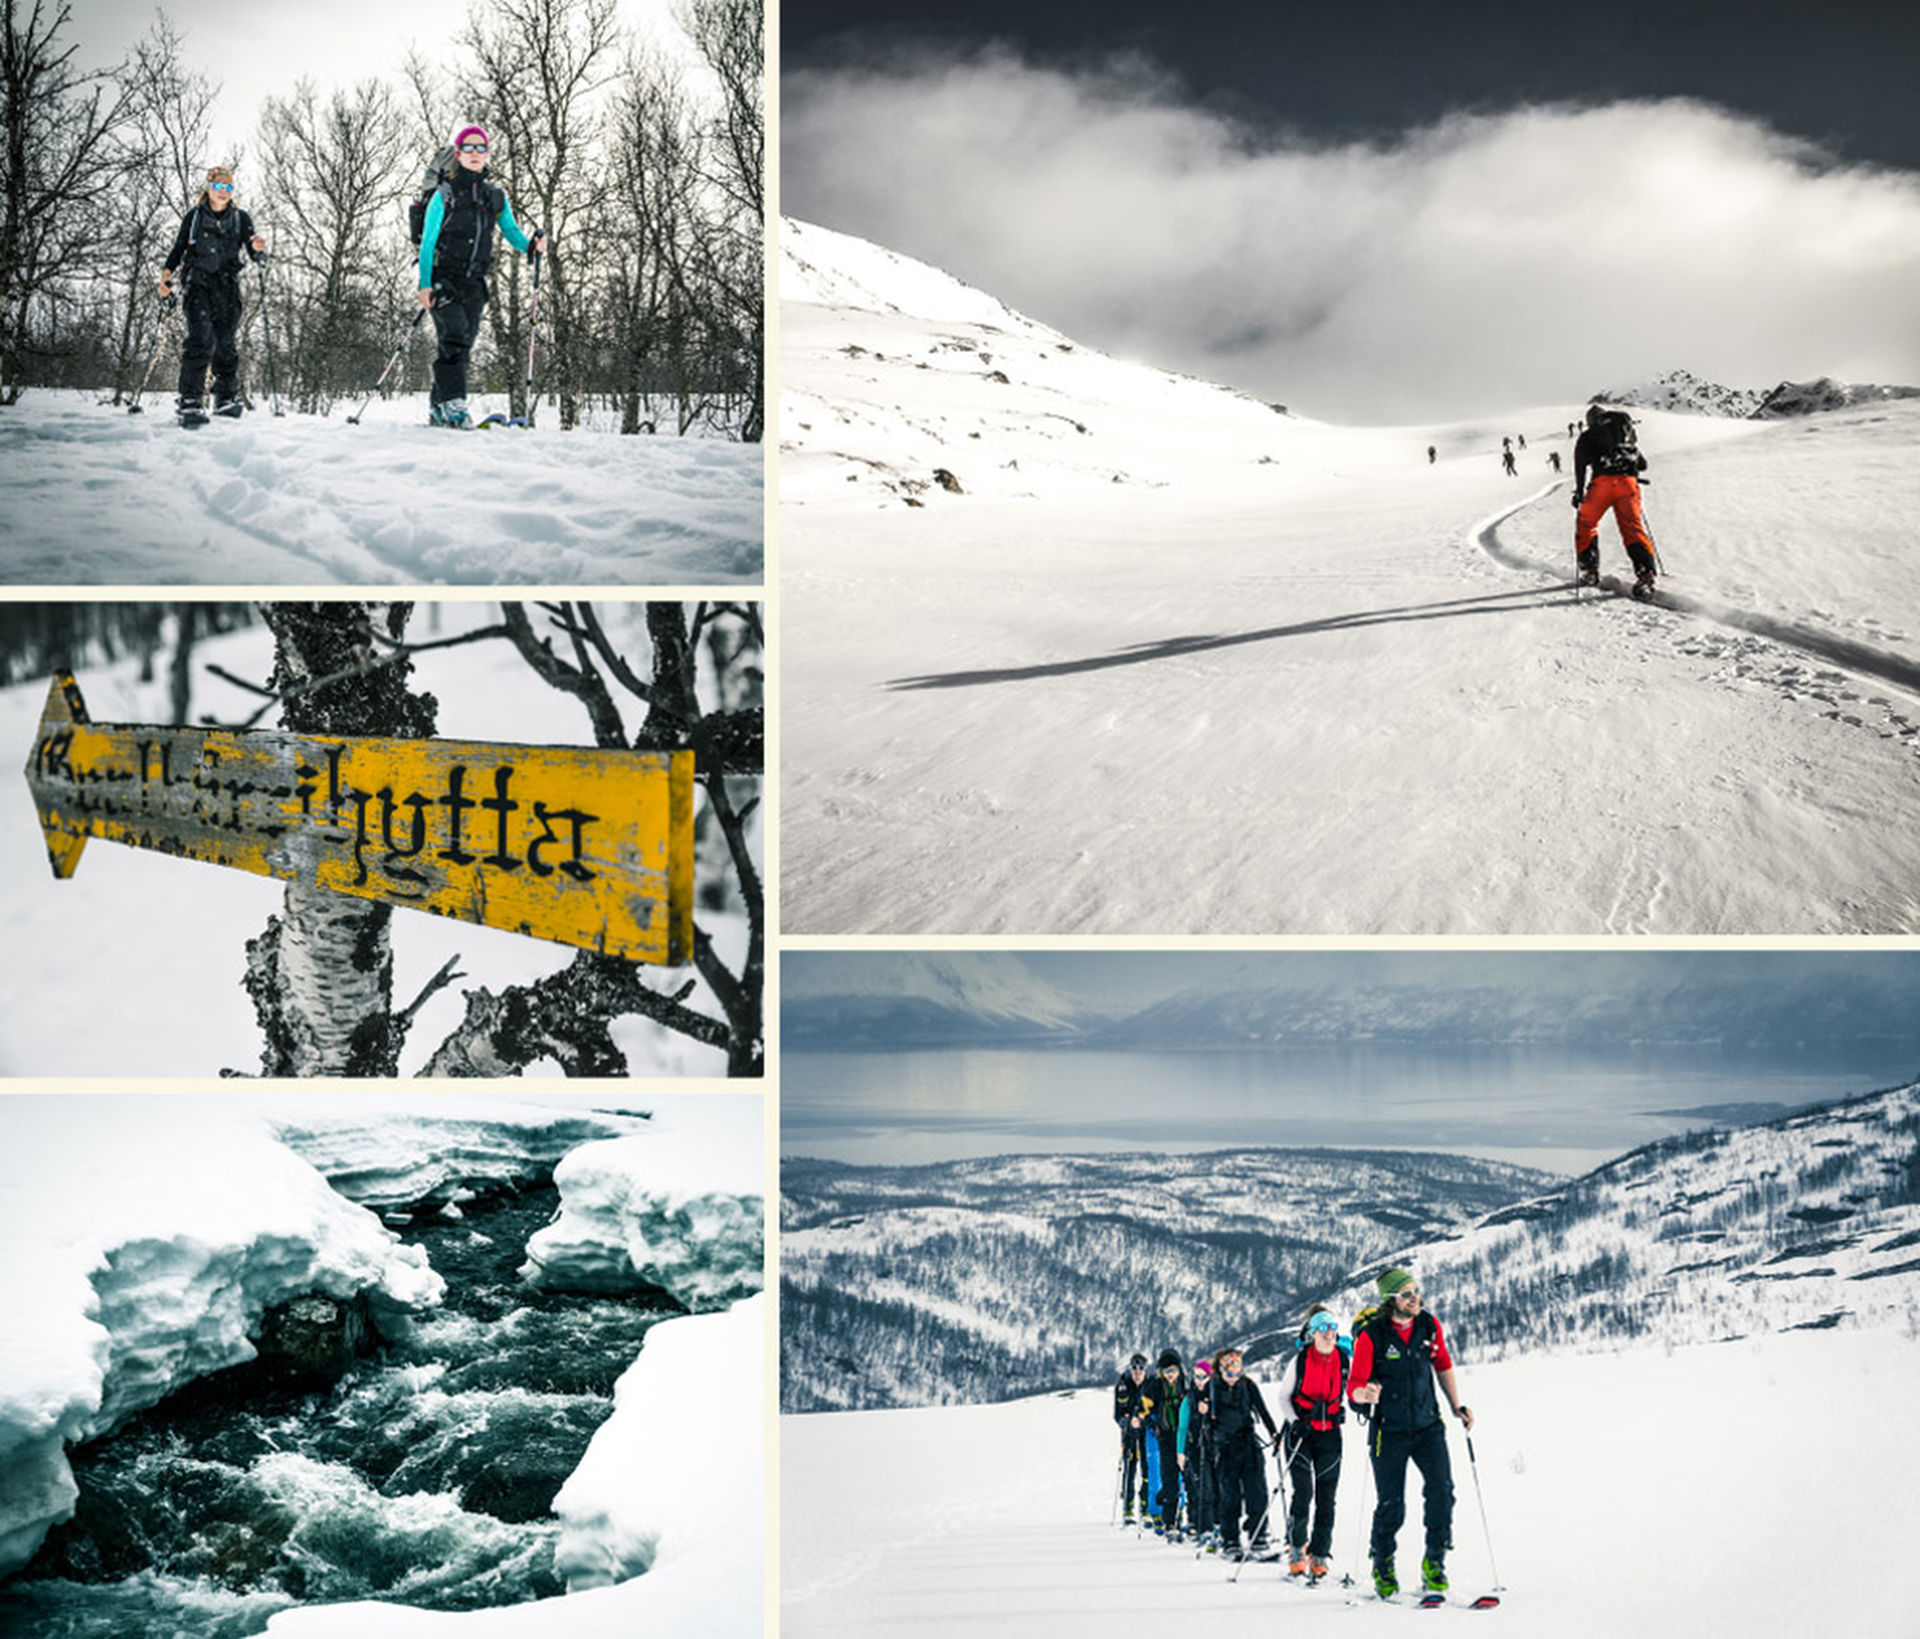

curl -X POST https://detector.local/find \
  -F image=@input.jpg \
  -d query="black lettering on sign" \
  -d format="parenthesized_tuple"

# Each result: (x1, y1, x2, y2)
(438, 766, 476, 865)
(528, 802, 599, 882)
(378, 787, 433, 892)
(479, 767, 520, 870)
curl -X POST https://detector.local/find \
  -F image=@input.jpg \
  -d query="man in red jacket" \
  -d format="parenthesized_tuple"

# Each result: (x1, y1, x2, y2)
(1348, 1268, 1474, 1599)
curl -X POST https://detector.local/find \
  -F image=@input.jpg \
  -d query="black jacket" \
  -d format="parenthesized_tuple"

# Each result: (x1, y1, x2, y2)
(1209, 1373, 1278, 1449)
(1113, 1372, 1150, 1429)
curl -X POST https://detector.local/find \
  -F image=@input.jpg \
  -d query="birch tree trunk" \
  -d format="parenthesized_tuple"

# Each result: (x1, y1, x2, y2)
(241, 603, 436, 1076)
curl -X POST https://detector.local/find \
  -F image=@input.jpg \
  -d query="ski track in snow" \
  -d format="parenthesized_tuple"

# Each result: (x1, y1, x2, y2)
(1476, 483, 1920, 707)
(0, 396, 763, 585)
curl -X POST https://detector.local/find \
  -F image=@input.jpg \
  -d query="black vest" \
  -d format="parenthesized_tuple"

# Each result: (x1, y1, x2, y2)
(432, 170, 506, 280)
(184, 204, 251, 279)
(1363, 1312, 1441, 1435)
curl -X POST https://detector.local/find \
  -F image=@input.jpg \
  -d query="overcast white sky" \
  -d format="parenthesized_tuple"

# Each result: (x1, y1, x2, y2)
(783, 49, 1920, 422)
(66, 0, 698, 174)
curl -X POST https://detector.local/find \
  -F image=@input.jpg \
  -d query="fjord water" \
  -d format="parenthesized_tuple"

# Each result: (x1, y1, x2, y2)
(781, 1040, 1916, 1173)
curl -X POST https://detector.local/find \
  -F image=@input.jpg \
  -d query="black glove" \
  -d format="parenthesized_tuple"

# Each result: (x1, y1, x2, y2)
(1570, 489, 1583, 507)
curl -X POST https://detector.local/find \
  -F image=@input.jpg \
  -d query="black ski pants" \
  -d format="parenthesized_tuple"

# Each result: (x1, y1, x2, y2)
(178, 275, 243, 404)
(1283, 1423, 1343, 1558)
(1119, 1425, 1148, 1517)
(1183, 1436, 1216, 1538)
(1367, 1417, 1454, 1567)
(1214, 1438, 1270, 1549)
(429, 273, 490, 406)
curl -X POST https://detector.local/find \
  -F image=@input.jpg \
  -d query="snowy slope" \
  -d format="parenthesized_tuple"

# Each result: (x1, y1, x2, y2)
(780, 220, 1920, 934)
(783, 1328, 1920, 1639)
(1327, 1078, 1920, 1363)
(0, 395, 762, 585)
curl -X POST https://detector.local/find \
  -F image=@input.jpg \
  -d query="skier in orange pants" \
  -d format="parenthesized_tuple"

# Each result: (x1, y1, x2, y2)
(1571, 404, 1657, 599)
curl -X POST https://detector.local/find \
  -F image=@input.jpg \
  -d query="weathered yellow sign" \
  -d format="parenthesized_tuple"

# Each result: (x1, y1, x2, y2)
(25, 672, 695, 966)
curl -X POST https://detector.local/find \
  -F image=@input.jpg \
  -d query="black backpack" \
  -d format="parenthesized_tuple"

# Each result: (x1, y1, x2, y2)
(1588, 408, 1644, 476)
(407, 146, 457, 247)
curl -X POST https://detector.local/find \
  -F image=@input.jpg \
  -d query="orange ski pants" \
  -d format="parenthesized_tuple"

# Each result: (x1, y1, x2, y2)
(1575, 474, 1654, 572)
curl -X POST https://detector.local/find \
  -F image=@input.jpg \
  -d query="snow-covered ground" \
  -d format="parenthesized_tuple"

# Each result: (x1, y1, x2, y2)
(780, 220, 1920, 934)
(0, 605, 754, 1076)
(0, 393, 762, 585)
(523, 1106, 767, 1303)
(783, 1325, 1920, 1637)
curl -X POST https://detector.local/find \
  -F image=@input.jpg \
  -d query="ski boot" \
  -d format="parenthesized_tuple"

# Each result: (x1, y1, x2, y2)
(1575, 546, 1599, 587)
(429, 396, 472, 429)
(1309, 1554, 1330, 1581)
(176, 395, 208, 427)
(1372, 1558, 1398, 1599)
(1288, 1546, 1309, 1576)
(213, 395, 243, 419)
(1630, 567, 1658, 601)
(1422, 1553, 1448, 1592)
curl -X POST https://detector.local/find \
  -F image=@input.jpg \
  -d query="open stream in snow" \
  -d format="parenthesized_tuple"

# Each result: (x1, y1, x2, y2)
(0, 1185, 679, 1637)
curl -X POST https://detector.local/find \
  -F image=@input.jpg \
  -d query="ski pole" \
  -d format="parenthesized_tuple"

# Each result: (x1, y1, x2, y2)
(521, 239, 542, 426)
(128, 292, 180, 414)
(1463, 1430, 1504, 1598)
(347, 302, 429, 425)
(255, 257, 283, 417)
(1111, 1442, 1125, 1527)
(1341, 1418, 1377, 1599)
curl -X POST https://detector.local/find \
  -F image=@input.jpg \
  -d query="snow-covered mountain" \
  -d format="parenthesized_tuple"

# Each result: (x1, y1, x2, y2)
(1593, 367, 1920, 420)
(781, 221, 1920, 936)
(781, 952, 1093, 1043)
(1591, 368, 1765, 416)
(1328, 1077, 1920, 1366)
(1750, 375, 1920, 418)
(780, 1148, 1557, 1413)
(1093, 957, 1920, 1050)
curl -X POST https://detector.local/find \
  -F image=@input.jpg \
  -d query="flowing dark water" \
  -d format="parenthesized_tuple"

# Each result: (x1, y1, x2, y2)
(0, 1186, 679, 1638)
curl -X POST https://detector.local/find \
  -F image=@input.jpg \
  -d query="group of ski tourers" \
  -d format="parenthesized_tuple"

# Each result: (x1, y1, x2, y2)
(146, 127, 546, 429)
(1113, 1268, 1479, 1603)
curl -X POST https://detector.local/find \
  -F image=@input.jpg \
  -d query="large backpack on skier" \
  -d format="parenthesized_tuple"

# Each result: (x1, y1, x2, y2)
(407, 146, 465, 247)
(1587, 407, 1645, 477)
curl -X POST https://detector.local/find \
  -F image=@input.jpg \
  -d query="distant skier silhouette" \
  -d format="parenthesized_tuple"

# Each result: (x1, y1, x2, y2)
(1501, 448, 1517, 476)
(1427, 445, 1436, 465)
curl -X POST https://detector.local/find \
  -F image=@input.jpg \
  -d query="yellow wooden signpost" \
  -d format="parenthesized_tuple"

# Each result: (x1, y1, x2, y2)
(24, 671, 696, 966)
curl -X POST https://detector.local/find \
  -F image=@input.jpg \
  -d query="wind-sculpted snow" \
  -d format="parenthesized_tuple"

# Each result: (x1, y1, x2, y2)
(522, 1100, 765, 1308)
(0, 1100, 443, 1579)
(780, 1148, 1558, 1412)
(1333, 1079, 1920, 1361)
(0, 395, 762, 585)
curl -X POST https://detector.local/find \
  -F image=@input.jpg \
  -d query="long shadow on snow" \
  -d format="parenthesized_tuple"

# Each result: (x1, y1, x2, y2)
(1480, 482, 1920, 701)
(883, 585, 1575, 691)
